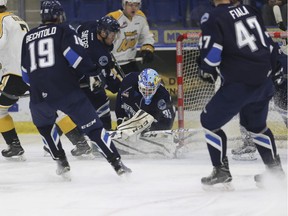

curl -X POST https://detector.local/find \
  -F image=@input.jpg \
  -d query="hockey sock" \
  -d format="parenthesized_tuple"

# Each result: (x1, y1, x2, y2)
(87, 128, 120, 162)
(37, 124, 66, 160)
(100, 114, 112, 130)
(65, 127, 86, 145)
(204, 128, 227, 167)
(0, 114, 15, 133)
(252, 128, 278, 165)
(1, 128, 21, 145)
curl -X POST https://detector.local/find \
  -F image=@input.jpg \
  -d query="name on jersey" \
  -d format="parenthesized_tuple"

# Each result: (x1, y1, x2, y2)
(26, 27, 57, 43)
(81, 30, 89, 48)
(229, 6, 249, 19)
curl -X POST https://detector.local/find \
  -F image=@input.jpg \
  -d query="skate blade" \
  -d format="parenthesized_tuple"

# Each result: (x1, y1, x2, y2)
(56, 168, 71, 181)
(232, 153, 257, 161)
(3, 154, 26, 162)
(202, 182, 235, 192)
(43, 151, 51, 157)
(60, 171, 71, 182)
(74, 153, 96, 160)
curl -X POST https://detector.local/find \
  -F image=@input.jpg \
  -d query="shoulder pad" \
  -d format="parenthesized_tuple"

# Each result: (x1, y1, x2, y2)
(136, 10, 146, 18)
(107, 10, 123, 20)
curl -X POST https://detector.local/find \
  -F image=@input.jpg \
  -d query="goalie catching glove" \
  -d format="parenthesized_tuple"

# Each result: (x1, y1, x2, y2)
(117, 109, 154, 139)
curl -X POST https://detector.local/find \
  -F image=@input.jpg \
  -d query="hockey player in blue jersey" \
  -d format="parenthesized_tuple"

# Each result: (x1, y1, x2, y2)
(53, 16, 123, 157)
(231, 47, 288, 160)
(229, 0, 287, 161)
(76, 16, 123, 130)
(21, 0, 131, 178)
(198, 0, 285, 189)
(116, 68, 175, 131)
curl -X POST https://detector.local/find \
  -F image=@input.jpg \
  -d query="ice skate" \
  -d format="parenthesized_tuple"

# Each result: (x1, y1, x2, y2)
(232, 127, 257, 161)
(231, 141, 257, 161)
(56, 156, 71, 181)
(111, 158, 132, 176)
(1, 140, 26, 161)
(71, 140, 92, 157)
(43, 145, 51, 157)
(255, 155, 286, 188)
(202, 157, 234, 191)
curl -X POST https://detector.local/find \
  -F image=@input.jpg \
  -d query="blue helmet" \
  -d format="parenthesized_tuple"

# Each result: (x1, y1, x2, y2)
(138, 68, 161, 105)
(96, 16, 120, 35)
(40, 0, 66, 23)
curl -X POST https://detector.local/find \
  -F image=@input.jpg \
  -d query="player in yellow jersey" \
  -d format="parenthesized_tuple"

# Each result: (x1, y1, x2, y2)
(107, 0, 155, 74)
(0, 0, 29, 160)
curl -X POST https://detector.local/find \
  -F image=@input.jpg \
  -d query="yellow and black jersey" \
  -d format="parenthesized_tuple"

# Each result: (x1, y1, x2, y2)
(107, 10, 154, 65)
(0, 12, 29, 79)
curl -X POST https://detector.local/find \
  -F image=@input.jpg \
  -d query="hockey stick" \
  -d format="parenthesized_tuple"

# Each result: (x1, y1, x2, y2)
(117, 57, 143, 64)
(273, 5, 287, 31)
(0, 89, 30, 100)
(138, 136, 171, 154)
(111, 52, 126, 78)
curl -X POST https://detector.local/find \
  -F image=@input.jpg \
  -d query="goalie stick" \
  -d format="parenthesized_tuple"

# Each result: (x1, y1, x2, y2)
(109, 128, 203, 140)
(113, 139, 166, 156)
(0, 89, 30, 100)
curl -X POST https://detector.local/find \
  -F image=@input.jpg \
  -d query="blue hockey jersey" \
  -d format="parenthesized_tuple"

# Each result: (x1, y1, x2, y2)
(21, 23, 98, 103)
(116, 72, 175, 130)
(76, 21, 121, 94)
(199, 3, 278, 86)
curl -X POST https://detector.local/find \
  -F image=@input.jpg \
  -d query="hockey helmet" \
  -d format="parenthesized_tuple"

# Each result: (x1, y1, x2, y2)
(97, 16, 120, 38)
(138, 68, 161, 105)
(122, 0, 141, 9)
(0, 0, 7, 6)
(40, 0, 66, 23)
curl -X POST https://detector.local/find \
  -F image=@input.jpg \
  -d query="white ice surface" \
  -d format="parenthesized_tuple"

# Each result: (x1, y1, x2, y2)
(0, 135, 287, 216)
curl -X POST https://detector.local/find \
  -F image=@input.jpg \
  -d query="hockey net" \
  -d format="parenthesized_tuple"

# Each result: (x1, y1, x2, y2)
(176, 31, 287, 148)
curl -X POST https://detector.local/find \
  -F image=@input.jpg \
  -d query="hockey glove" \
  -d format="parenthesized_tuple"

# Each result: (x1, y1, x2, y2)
(141, 50, 154, 64)
(89, 72, 106, 93)
(140, 44, 154, 64)
(198, 69, 217, 84)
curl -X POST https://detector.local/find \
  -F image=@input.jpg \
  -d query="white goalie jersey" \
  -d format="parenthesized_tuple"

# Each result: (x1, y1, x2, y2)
(107, 9, 154, 65)
(0, 12, 29, 79)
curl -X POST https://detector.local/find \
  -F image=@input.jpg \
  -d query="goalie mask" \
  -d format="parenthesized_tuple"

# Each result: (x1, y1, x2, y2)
(122, 0, 141, 9)
(0, 0, 7, 6)
(138, 68, 161, 105)
(40, 0, 66, 23)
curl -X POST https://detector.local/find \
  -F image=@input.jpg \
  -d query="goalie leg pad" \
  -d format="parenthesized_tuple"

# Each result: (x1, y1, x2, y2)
(117, 110, 154, 138)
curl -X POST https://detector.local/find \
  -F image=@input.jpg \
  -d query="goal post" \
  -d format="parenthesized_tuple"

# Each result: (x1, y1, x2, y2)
(176, 31, 287, 147)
